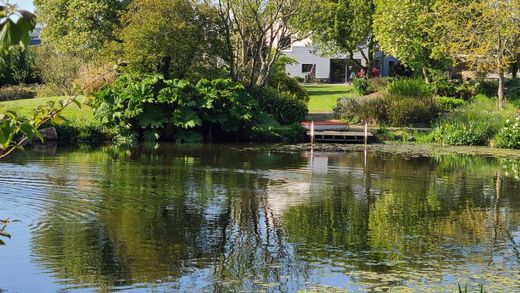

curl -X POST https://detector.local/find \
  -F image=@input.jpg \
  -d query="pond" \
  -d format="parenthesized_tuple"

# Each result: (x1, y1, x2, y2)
(1, 144, 520, 292)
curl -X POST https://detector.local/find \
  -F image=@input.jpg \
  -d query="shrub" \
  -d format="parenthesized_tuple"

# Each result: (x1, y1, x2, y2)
(269, 68, 309, 103)
(435, 96, 465, 111)
(92, 74, 258, 143)
(334, 96, 387, 124)
(506, 79, 520, 100)
(0, 46, 40, 86)
(386, 79, 433, 100)
(0, 85, 37, 101)
(35, 45, 83, 96)
(432, 121, 494, 146)
(352, 78, 372, 96)
(477, 80, 498, 97)
(253, 87, 308, 125)
(432, 79, 479, 100)
(385, 97, 437, 126)
(431, 95, 517, 146)
(495, 117, 520, 149)
(252, 113, 306, 142)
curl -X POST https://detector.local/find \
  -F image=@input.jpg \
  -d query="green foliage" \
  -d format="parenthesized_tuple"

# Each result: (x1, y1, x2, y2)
(432, 95, 517, 146)
(352, 78, 372, 96)
(252, 87, 308, 125)
(334, 96, 387, 124)
(119, 0, 226, 80)
(495, 117, 520, 149)
(432, 79, 479, 100)
(34, 0, 126, 58)
(0, 85, 36, 101)
(385, 97, 437, 126)
(251, 113, 305, 142)
(435, 96, 465, 111)
(0, 46, 40, 86)
(0, 4, 36, 51)
(35, 45, 83, 96)
(92, 74, 258, 143)
(269, 59, 309, 103)
(385, 79, 434, 100)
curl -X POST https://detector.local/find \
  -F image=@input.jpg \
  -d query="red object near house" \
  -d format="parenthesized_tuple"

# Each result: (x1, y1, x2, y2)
(356, 67, 381, 78)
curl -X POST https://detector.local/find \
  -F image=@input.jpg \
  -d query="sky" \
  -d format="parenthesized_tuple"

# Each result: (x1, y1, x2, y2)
(10, 0, 34, 11)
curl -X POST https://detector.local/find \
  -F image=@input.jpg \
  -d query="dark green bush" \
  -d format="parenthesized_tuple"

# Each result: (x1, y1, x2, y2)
(432, 79, 479, 100)
(435, 96, 465, 111)
(334, 96, 387, 124)
(269, 59, 309, 103)
(0, 46, 40, 86)
(506, 79, 520, 100)
(252, 113, 305, 142)
(0, 85, 37, 101)
(92, 74, 258, 143)
(352, 78, 372, 96)
(477, 80, 498, 97)
(252, 87, 308, 125)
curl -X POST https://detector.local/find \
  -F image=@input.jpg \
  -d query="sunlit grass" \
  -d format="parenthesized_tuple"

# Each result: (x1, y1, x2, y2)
(305, 84, 356, 113)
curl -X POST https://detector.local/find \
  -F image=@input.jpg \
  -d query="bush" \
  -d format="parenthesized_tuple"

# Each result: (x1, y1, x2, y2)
(435, 96, 465, 111)
(334, 96, 387, 124)
(386, 79, 434, 99)
(432, 79, 479, 100)
(495, 117, 520, 149)
(386, 97, 437, 126)
(431, 95, 517, 146)
(0, 46, 40, 86)
(35, 45, 83, 96)
(252, 113, 306, 142)
(506, 79, 520, 100)
(352, 78, 372, 96)
(0, 85, 37, 101)
(432, 121, 494, 146)
(253, 87, 308, 125)
(477, 80, 499, 97)
(92, 74, 258, 143)
(269, 68, 309, 103)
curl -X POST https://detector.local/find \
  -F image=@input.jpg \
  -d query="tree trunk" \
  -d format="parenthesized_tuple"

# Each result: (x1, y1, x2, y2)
(498, 71, 505, 110)
(422, 67, 430, 83)
(366, 39, 375, 79)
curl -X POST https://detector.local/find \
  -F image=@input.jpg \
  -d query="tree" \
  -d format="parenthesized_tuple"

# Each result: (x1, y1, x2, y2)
(217, 0, 314, 88)
(119, 0, 225, 80)
(433, 0, 520, 110)
(373, 0, 438, 82)
(305, 0, 377, 78)
(34, 0, 128, 58)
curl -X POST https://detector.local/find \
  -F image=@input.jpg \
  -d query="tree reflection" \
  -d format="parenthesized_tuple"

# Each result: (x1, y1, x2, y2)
(25, 146, 520, 291)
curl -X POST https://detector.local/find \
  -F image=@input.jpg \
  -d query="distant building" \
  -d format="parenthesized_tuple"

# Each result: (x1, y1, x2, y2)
(283, 39, 399, 83)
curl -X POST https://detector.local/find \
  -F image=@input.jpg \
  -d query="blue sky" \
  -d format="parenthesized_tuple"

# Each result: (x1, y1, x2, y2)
(10, 0, 34, 11)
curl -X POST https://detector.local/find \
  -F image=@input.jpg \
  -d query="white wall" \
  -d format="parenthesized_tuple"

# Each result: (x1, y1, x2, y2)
(284, 46, 331, 79)
(283, 44, 371, 81)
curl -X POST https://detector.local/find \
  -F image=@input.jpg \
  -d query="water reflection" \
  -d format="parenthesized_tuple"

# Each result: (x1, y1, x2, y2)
(1, 145, 520, 291)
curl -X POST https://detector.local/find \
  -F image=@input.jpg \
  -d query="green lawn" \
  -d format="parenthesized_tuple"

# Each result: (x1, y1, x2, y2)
(0, 96, 94, 122)
(305, 84, 355, 113)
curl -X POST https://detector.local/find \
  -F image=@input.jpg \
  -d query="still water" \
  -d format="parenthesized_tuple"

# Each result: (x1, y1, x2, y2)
(1, 144, 520, 292)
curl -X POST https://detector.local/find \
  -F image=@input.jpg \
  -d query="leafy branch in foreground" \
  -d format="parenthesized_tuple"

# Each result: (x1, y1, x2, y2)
(0, 65, 118, 159)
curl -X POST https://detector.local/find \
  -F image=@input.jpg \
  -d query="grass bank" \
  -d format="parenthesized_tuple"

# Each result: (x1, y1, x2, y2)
(0, 96, 94, 122)
(305, 84, 355, 113)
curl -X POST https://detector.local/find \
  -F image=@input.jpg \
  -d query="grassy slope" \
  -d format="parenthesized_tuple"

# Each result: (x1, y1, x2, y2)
(305, 84, 355, 113)
(0, 97, 94, 122)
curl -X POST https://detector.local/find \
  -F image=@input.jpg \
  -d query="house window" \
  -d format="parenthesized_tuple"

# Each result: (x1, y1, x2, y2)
(302, 64, 314, 73)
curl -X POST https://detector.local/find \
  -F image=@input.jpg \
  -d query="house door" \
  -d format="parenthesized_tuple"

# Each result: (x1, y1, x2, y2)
(330, 59, 347, 83)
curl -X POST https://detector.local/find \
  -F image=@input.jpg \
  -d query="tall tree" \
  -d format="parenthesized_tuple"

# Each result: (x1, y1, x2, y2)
(433, 0, 520, 109)
(305, 0, 377, 78)
(218, 0, 314, 88)
(34, 0, 128, 58)
(373, 0, 438, 82)
(119, 0, 225, 80)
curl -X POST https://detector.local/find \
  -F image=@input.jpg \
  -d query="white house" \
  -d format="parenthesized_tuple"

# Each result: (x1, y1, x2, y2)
(283, 39, 398, 83)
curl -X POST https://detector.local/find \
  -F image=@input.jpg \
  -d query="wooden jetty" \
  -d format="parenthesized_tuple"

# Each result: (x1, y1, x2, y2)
(301, 120, 374, 144)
